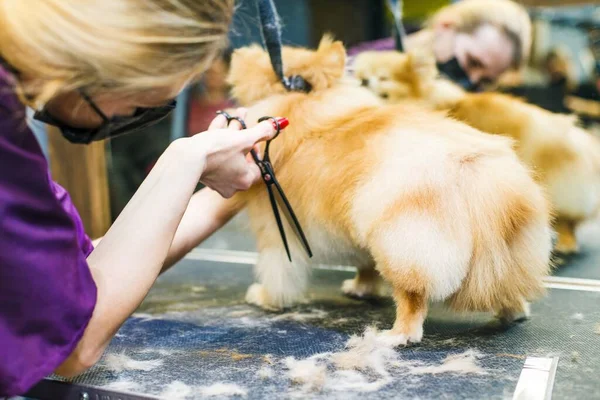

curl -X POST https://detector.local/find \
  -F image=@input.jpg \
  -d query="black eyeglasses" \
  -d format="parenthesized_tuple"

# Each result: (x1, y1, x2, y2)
(34, 89, 177, 144)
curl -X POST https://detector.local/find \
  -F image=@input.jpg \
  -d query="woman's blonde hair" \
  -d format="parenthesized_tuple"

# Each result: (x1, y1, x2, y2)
(0, 0, 234, 108)
(429, 0, 532, 69)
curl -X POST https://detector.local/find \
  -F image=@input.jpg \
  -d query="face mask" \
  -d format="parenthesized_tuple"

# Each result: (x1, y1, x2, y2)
(436, 57, 477, 92)
(33, 91, 176, 145)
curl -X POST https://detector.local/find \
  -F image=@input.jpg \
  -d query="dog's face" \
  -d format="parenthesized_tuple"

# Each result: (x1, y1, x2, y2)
(352, 50, 465, 109)
(352, 50, 437, 102)
(227, 35, 347, 106)
(352, 51, 417, 101)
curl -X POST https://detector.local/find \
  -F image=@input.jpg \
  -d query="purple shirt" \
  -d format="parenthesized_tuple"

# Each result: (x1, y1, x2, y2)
(0, 68, 97, 396)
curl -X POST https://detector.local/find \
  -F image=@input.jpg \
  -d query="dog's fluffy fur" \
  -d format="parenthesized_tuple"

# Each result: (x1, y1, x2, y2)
(228, 37, 552, 345)
(354, 49, 600, 254)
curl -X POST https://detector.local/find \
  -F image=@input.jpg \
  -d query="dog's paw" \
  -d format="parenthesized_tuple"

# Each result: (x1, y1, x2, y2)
(245, 283, 280, 311)
(342, 278, 367, 298)
(496, 301, 531, 325)
(377, 331, 409, 347)
(341, 278, 385, 299)
(378, 324, 423, 347)
(554, 242, 579, 255)
(554, 235, 579, 255)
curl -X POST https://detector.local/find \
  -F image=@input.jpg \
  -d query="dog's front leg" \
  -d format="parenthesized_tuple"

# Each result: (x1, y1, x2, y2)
(246, 248, 311, 310)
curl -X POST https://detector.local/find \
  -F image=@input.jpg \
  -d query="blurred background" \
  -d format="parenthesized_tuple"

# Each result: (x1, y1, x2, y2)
(36, 0, 600, 239)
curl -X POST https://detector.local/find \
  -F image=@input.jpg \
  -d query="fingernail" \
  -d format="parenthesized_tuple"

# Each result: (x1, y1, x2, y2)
(274, 117, 289, 130)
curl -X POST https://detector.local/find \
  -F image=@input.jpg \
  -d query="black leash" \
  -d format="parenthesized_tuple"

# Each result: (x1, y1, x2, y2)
(256, 0, 312, 93)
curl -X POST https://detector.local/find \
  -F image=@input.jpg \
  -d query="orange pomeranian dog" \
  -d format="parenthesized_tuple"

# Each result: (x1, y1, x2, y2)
(354, 50, 600, 254)
(228, 36, 552, 345)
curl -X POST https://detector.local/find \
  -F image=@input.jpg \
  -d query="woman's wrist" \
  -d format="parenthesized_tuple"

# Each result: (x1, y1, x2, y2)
(164, 137, 208, 180)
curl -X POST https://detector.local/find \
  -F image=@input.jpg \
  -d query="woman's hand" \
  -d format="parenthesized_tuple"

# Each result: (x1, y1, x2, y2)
(191, 108, 279, 198)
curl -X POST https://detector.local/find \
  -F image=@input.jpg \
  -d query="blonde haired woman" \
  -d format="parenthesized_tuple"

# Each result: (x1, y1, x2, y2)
(349, 0, 532, 90)
(0, 1, 286, 396)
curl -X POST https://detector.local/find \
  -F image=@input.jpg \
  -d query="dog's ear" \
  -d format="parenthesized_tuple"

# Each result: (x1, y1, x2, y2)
(316, 34, 346, 77)
(292, 34, 346, 91)
(227, 44, 286, 105)
(407, 49, 438, 82)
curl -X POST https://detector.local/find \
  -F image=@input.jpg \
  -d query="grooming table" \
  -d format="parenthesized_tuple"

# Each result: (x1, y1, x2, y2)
(23, 217, 600, 400)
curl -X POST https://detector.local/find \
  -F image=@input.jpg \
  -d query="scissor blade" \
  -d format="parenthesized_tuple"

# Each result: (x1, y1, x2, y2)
(269, 174, 313, 259)
(267, 184, 292, 262)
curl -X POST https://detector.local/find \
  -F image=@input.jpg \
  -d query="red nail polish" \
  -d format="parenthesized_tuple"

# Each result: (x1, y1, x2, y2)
(274, 117, 289, 130)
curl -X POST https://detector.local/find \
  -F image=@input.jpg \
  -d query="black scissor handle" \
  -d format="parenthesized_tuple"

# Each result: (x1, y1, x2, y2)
(216, 110, 247, 129)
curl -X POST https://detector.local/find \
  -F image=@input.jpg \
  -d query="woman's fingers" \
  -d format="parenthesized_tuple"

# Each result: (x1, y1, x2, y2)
(208, 113, 228, 130)
(241, 121, 279, 150)
(252, 143, 261, 159)
(240, 164, 261, 190)
(246, 157, 263, 184)
(205, 116, 288, 158)
(194, 115, 288, 198)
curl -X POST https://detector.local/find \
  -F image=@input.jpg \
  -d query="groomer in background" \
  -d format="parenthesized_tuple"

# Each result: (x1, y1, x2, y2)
(0, 0, 282, 396)
(349, 0, 532, 90)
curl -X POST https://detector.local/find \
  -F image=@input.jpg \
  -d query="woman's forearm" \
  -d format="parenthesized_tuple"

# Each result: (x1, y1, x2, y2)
(88, 188, 243, 272)
(56, 139, 204, 376)
(161, 187, 243, 272)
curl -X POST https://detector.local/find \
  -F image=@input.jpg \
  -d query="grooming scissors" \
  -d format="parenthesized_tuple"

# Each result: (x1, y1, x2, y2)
(216, 111, 313, 262)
